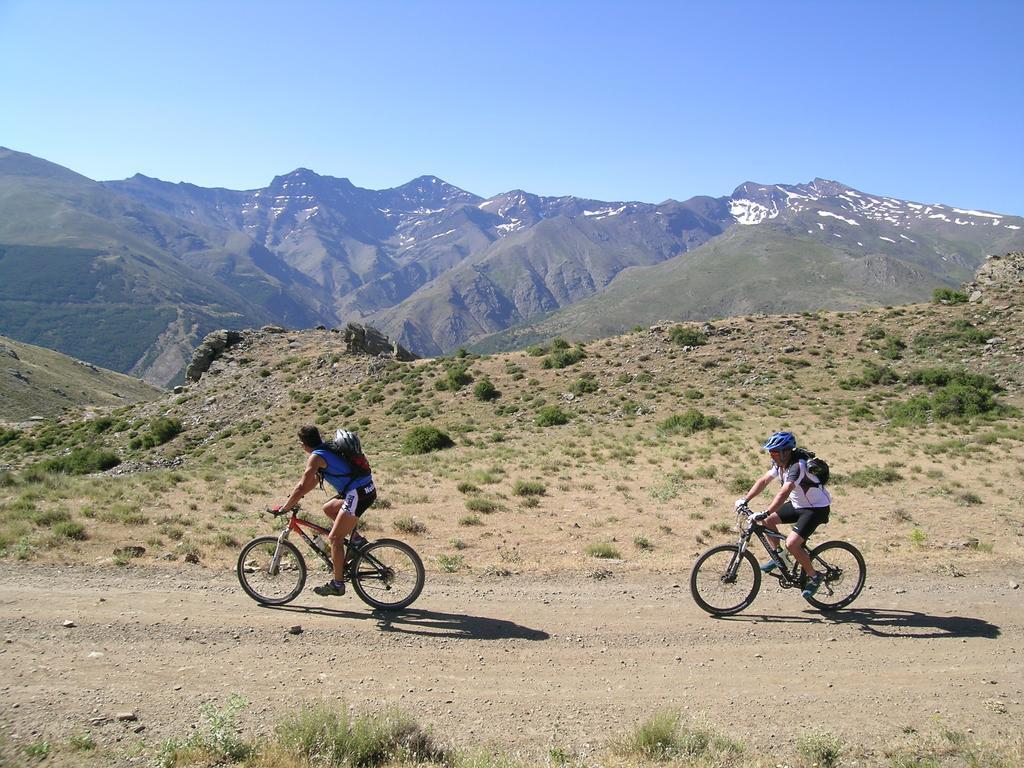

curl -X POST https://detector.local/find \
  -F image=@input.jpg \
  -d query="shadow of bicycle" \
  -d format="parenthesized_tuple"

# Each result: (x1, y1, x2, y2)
(260, 603, 549, 641)
(721, 607, 999, 639)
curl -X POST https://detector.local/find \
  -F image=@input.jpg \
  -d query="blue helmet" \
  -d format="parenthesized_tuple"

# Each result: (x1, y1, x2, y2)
(762, 431, 797, 451)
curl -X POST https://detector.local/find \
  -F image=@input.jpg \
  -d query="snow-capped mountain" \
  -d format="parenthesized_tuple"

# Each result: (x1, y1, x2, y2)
(2, 145, 1022, 383)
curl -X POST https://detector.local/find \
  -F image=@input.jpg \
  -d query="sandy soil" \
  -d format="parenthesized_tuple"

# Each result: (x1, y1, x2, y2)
(1, 560, 1022, 763)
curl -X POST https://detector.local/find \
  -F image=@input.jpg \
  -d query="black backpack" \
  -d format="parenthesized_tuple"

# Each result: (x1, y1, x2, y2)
(792, 447, 830, 486)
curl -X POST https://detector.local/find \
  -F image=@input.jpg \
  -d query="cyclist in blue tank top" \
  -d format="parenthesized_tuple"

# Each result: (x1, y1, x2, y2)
(276, 425, 377, 597)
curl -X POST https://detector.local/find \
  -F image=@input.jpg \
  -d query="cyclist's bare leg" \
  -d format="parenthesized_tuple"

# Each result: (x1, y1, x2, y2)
(785, 530, 817, 576)
(323, 499, 358, 582)
(762, 512, 783, 554)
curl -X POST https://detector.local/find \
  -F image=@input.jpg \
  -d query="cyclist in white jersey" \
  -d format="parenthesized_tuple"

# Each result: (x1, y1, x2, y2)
(735, 431, 832, 598)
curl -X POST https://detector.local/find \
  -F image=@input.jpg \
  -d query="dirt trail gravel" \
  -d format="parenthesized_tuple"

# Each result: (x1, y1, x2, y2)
(1, 563, 1022, 760)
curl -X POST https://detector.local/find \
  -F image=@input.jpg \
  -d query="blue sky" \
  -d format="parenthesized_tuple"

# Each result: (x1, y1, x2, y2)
(2, 0, 1022, 213)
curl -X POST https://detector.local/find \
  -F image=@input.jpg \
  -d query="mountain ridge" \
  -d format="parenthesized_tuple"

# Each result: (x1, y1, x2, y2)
(3, 146, 1024, 382)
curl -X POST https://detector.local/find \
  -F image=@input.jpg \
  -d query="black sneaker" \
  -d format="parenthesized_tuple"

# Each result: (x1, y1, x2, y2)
(313, 579, 346, 597)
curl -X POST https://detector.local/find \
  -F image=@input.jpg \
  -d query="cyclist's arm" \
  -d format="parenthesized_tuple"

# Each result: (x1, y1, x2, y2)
(765, 480, 796, 515)
(280, 454, 326, 510)
(740, 469, 776, 504)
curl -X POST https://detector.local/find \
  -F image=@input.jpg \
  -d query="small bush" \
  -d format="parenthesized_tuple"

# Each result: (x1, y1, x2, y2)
(669, 326, 708, 346)
(541, 346, 586, 369)
(586, 542, 620, 559)
(157, 694, 251, 766)
(536, 406, 570, 427)
(473, 379, 499, 401)
(443, 367, 473, 391)
(571, 376, 599, 395)
(401, 426, 454, 454)
(456, 482, 479, 494)
(839, 362, 900, 389)
(458, 514, 483, 526)
(634, 536, 653, 551)
(512, 480, 546, 497)
(797, 732, 844, 768)
(274, 704, 444, 767)
(52, 521, 87, 540)
(436, 554, 464, 573)
(393, 517, 427, 535)
(658, 409, 723, 435)
(39, 448, 121, 475)
(933, 287, 969, 304)
(465, 497, 502, 514)
(845, 466, 902, 487)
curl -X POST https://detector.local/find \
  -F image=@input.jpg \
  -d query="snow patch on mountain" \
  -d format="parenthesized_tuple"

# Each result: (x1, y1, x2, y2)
(818, 211, 860, 226)
(730, 199, 777, 225)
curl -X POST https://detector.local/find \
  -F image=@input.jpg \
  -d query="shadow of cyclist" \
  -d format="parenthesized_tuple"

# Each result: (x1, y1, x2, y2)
(719, 608, 999, 639)
(259, 604, 549, 641)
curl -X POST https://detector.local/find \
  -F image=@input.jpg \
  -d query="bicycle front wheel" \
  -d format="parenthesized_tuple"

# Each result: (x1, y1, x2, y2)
(803, 540, 866, 611)
(237, 536, 307, 605)
(350, 539, 425, 611)
(690, 544, 761, 616)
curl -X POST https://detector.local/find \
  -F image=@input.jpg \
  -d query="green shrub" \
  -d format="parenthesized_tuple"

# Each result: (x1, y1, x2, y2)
(52, 521, 87, 540)
(541, 346, 586, 369)
(273, 704, 444, 767)
(147, 416, 183, 446)
(458, 514, 483, 526)
(401, 426, 454, 454)
(157, 694, 251, 766)
(658, 409, 723, 435)
(39, 448, 121, 475)
(456, 482, 479, 494)
(571, 376, 599, 395)
(512, 480, 546, 497)
(845, 466, 902, 487)
(393, 516, 427, 535)
(473, 379, 499, 401)
(0, 427, 21, 447)
(913, 319, 989, 350)
(932, 287, 969, 304)
(797, 732, 844, 768)
(839, 362, 899, 389)
(465, 497, 502, 514)
(443, 367, 473, 391)
(436, 554, 464, 573)
(586, 542, 620, 559)
(669, 326, 708, 346)
(536, 406, 570, 427)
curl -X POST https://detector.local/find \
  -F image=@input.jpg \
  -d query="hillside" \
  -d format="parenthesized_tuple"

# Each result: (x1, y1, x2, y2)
(0, 334, 161, 423)
(0, 253, 1022, 577)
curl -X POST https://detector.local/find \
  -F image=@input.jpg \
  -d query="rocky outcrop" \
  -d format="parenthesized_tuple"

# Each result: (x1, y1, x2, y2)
(185, 330, 243, 383)
(342, 323, 417, 361)
(963, 251, 1024, 302)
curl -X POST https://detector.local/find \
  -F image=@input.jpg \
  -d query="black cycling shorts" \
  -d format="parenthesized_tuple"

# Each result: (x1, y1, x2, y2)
(333, 484, 377, 517)
(777, 501, 830, 540)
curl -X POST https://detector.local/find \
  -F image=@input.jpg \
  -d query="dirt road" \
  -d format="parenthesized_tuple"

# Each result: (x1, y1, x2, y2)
(1, 562, 1021, 761)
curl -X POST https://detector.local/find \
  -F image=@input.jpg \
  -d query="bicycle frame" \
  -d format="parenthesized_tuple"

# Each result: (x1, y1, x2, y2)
(732, 512, 807, 588)
(271, 511, 334, 573)
(268, 509, 388, 583)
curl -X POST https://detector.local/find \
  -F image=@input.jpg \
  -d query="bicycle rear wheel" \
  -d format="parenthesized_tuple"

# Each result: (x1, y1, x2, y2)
(690, 544, 761, 616)
(803, 540, 866, 611)
(350, 539, 425, 611)
(237, 536, 307, 605)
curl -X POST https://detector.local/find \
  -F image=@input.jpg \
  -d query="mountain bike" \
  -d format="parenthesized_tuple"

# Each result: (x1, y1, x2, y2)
(690, 502, 865, 616)
(237, 506, 425, 611)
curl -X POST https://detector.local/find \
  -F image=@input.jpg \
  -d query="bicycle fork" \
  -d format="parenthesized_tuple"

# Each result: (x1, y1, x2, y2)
(268, 527, 292, 576)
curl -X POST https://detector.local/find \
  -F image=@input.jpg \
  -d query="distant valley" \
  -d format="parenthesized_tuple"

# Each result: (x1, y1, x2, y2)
(1, 146, 1022, 386)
